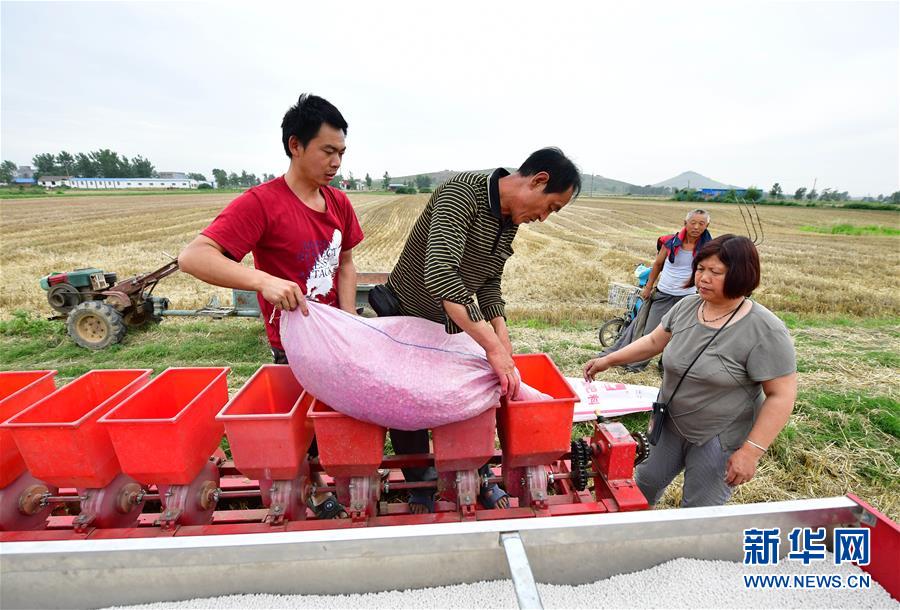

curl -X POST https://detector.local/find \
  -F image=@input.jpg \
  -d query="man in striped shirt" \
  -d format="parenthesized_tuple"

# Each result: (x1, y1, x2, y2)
(382, 147, 581, 512)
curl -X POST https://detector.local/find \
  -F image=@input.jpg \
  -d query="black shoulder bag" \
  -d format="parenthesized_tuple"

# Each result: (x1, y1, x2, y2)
(647, 300, 744, 445)
(367, 283, 402, 317)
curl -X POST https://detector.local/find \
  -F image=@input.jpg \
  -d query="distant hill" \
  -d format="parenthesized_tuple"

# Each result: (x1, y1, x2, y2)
(390, 168, 669, 195)
(389, 168, 500, 186)
(652, 171, 741, 190)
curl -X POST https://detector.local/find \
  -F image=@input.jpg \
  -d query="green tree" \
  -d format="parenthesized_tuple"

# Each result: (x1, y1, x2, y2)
(212, 168, 228, 187)
(131, 156, 156, 177)
(32, 153, 58, 176)
(717, 189, 739, 203)
(74, 153, 97, 177)
(807, 189, 818, 201)
(187, 172, 207, 181)
(769, 182, 782, 199)
(228, 172, 239, 187)
(347, 171, 358, 190)
(890, 191, 900, 205)
(673, 188, 702, 202)
(89, 149, 122, 177)
(119, 156, 133, 178)
(0, 160, 17, 183)
(794, 187, 806, 200)
(57, 151, 75, 176)
(745, 186, 763, 202)
(365, 173, 372, 189)
(329, 173, 344, 188)
(415, 174, 432, 190)
(382, 172, 390, 190)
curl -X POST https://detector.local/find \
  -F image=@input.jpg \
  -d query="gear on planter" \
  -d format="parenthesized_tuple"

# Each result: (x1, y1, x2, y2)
(570, 439, 591, 492)
(632, 431, 650, 465)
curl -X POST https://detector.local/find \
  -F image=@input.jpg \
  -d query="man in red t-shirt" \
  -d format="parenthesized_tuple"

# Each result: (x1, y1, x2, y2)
(179, 93, 364, 359)
(178, 94, 363, 518)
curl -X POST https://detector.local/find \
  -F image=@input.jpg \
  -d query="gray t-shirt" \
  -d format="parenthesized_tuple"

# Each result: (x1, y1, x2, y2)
(659, 295, 796, 451)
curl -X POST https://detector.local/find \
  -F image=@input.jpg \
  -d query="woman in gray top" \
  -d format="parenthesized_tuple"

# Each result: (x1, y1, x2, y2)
(582, 235, 797, 507)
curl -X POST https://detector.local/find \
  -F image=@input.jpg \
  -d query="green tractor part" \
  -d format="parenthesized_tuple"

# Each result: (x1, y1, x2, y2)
(40, 268, 118, 314)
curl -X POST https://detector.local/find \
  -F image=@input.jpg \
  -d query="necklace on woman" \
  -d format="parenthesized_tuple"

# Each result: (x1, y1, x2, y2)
(700, 299, 744, 323)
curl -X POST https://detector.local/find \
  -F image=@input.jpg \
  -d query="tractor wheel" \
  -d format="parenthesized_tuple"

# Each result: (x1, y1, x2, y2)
(47, 283, 82, 314)
(67, 301, 126, 349)
(598, 318, 625, 348)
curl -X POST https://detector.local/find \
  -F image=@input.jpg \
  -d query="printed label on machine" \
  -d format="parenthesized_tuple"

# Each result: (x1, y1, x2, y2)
(566, 377, 657, 422)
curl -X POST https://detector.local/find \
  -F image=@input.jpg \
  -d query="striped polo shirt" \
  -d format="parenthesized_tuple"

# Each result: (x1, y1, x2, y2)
(387, 168, 518, 333)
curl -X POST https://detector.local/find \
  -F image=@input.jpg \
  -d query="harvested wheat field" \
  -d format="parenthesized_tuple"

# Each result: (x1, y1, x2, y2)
(1, 192, 897, 319)
(1, 192, 898, 518)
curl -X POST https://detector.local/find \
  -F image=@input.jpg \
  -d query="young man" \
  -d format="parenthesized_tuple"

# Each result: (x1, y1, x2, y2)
(179, 93, 363, 518)
(375, 147, 581, 512)
(179, 93, 363, 361)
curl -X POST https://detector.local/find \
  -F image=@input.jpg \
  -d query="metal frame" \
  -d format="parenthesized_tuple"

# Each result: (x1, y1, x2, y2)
(1, 496, 864, 609)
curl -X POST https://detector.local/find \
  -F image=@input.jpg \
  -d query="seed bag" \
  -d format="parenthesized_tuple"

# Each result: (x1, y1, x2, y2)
(281, 302, 548, 430)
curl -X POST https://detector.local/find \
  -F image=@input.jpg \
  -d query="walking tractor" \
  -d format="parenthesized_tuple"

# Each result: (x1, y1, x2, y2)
(1, 356, 897, 608)
(39, 264, 388, 350)
(40, 261, 179, 349)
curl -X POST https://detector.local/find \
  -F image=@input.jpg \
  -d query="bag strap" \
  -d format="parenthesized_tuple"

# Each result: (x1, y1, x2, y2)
(663, 298, 745, 405)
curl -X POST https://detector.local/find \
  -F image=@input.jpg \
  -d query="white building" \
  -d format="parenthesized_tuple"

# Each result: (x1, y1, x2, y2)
(37, 176, 71, 188)
(68, 177, 199, 190)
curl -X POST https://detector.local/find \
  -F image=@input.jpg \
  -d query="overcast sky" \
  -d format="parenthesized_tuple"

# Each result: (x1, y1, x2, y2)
(2, 1, 898, 195)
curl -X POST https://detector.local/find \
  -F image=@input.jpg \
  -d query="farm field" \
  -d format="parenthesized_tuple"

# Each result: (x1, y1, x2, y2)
(0, 192, 898, 518)
(2, 192, 898, 318)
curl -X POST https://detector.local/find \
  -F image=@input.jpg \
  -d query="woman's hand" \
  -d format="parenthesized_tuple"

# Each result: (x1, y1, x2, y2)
(583, 357, 612, 381)
(724, 445, 764, 487)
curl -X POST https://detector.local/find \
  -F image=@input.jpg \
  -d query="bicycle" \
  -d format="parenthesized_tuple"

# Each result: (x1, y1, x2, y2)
(598, 264, 651, 348)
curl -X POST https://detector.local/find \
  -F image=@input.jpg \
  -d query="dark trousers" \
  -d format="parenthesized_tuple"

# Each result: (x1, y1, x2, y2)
(389, 429, 438, 483)
(599, 290, 686, 372)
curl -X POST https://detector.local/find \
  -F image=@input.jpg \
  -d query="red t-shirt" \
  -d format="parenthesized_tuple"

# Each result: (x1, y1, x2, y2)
(202, 177, 364, 350)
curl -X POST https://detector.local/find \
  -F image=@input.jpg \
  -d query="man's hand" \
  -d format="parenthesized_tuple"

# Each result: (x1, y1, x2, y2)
(259, 274, 309, 316)
(487, 348, 520, 399)
(583, 357, 612, 381)
(640, 285, 653, 301)
(724, 445, 763, 487)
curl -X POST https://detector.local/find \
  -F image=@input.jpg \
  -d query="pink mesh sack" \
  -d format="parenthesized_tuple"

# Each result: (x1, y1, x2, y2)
(281, 302, 546, 430)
